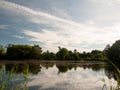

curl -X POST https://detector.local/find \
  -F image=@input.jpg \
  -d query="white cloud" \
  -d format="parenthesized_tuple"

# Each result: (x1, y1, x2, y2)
(1, 1, 120, 52)
(89, 0, 120, 7)
(52, 6, 72, 20)
(0, 25, 7, 29)
(13, 35, 24, 39)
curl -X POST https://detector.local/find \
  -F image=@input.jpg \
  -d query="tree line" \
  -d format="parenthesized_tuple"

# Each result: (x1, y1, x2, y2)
(0, 44, 106, 61)
(0, 40, 120, 63)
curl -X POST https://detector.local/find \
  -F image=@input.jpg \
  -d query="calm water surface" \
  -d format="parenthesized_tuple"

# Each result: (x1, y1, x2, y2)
(0, 61, 118, 90)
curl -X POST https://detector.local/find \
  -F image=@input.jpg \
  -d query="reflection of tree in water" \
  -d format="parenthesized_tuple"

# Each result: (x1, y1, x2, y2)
(56, 63, 105, 74)
(84, 63, 120, 84)
(29, 64, 41, 74)
(56, 64, 77, 74)
(5, 63, 55, 74)
(0, 64, 3, 70)
(56, 62, 120, 85)
(2, 62, 120, 85)
(104, 65, 120, 84)
(41, 63, 54, 70)
(89, 64, 105, 72)
(104, 64, 120, 89)
(5, 63, 41, 75)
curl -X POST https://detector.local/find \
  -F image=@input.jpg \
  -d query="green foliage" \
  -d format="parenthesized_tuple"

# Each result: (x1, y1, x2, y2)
(73, 49, 80, 60)
(104, 40, 120, 64)
(0, 44, 107, 61)
(31, 45, 42, 59)
(104, 40, 120, 89)
(56, 47, 81, 60)
(42, 50, 55, 60)
(6, 44, 42, 60)
(68, 50, 80, 60)
(90, 50, 107, 61)
(6, 44, 32, 60)
(0, 45, 5, 59)
(79, 52, 91, 60)
(0, 45, 4, 54)
(78, 50, 107, 61)
(56, 47, 70, 60)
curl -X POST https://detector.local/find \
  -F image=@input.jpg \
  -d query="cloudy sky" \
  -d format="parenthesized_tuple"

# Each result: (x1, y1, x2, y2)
(0, 0, 120, 52)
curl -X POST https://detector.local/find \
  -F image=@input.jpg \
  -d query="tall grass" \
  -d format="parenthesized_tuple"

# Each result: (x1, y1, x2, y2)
(0, 65, 14, 90)
(0, 64, 29, 90)
(23, 64, 29, 90)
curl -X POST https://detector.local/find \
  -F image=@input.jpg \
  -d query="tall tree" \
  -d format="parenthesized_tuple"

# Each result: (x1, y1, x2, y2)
(104, 40, 120, 63)
(6, 44, 42, 60)
(31, 45, 42, 59)
(6, 44, 32, 60)
(91, 50, 106, 61)
(56, 47, 70, 60)
(73, 49, 80, 60)
(42, 50, 55, 60)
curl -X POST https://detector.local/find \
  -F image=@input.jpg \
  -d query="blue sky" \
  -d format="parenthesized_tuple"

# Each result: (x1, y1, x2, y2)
(0, 0, 120, 52)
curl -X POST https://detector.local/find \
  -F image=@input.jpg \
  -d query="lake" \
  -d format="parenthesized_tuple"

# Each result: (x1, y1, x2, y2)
(0, 61, 119, 90)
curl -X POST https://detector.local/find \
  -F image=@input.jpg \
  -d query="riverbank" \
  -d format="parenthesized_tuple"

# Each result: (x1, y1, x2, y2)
(0, 60, 107, 66)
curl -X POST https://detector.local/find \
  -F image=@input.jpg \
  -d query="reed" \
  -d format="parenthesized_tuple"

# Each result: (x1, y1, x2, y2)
(0, 64, 29, 90)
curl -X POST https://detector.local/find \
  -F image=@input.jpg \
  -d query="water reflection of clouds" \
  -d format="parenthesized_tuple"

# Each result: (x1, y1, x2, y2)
(27, 65, 117, 90)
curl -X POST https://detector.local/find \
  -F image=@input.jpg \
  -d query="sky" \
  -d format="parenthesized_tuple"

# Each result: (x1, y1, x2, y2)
(0, 0, 120, 52)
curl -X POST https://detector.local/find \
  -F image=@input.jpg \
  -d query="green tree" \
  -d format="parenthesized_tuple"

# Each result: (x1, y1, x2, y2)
(31, 45, 42, 59)
(104, 40, 120, 64)
(91, 50, 106, 61)
(6, 44, 32, 60)
(6, 44, 42, 60)
(73, 49, 80, 60)
(42, 50, 55, 60)
(79, 52, 91, 60)
(0, 45, 5, 59)
(56, 47, 70, 60)
(68, 50, 74, 60)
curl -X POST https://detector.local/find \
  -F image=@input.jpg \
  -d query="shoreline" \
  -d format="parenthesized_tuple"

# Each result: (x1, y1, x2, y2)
(0, 60, 107, 66)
